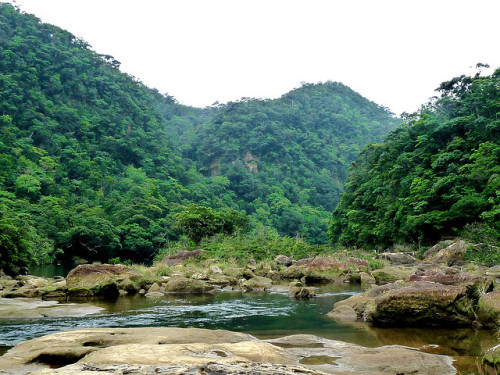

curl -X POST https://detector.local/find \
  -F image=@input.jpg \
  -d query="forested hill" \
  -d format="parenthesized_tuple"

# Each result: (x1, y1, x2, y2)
(330, 68, 500, 252)
(0, 3, 398, 273)
(0, 3, 222, 272)
(184, 83, 399, 243)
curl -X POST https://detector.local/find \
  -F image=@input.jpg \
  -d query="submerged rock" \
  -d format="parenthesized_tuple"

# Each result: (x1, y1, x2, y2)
(0, 328, 456, 375)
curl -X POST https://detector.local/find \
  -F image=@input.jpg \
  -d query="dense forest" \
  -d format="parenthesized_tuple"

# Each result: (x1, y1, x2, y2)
(0, 4, 398, 274)
(330, 67, 500, 256)
(185, 83, 399, 243)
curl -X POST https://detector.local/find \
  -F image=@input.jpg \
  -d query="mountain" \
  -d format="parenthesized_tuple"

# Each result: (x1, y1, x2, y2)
(0, 3, 398, 273)
(185, 83, 399, 243)
(329, 67, 500, 253)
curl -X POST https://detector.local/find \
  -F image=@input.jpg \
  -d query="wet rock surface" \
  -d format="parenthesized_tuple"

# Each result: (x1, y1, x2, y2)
(0, 328, 456, 375)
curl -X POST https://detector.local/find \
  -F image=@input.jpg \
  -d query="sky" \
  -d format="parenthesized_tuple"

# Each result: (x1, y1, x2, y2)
(7, 0, 500, 115)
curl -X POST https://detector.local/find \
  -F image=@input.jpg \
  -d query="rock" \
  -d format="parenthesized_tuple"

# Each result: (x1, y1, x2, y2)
(224, 267, 244, 278)
(241, 276, 273, 292)
(206, 275, 238, 287)
(190, 272, 207, 280)
(288, 287, 316, 298)
(160, 249, 206, 266)
(334, 281, 476, 327)
(280, 265, 308, 279)
(275, 254, 293, 267)
(360, 271, 376, 284)
(66, 264, 144, 298)
(346, 257, 369, 268)
(1, 276, 52, 298)
(0, 328, 456, 375)
(423, 239, 469, 266)
(0, 297, 104, 319)
(255, 263, 272, 277)
(477, 291, 500, 327)
(422, 240, 457, 259)
(327, 304, 358, 322)
(407, 265, 493, 293)
(164, 277, 216, 294)
(145, 283, 164, 298)
(266, 270, 282, 282)
(296, 257, 347, 273)
(380, 252, 417, 265)
(371, 267, 413, 284)
(242, 268, 257, 279)
(483, 344, 500, 368)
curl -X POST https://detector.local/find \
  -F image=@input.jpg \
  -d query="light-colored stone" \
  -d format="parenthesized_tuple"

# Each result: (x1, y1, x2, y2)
(0, 328, 456, 375)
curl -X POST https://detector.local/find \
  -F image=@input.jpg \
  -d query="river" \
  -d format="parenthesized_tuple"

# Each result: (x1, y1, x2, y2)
(0, 282, 496, 373)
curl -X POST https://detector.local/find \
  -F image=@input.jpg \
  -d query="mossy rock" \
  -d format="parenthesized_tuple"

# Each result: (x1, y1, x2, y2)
(371, 267, 413, 285)
(241, 276, 272, 291)
(477, 291, 500, 327)
(483, 344, 500, 368)
(164, 277, 216, 294)
(280, 265, 307, 279)
(66, 264, 143, 297)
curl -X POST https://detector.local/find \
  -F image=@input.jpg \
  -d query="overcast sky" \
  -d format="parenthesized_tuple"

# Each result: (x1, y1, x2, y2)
(7, 0, 500, 115)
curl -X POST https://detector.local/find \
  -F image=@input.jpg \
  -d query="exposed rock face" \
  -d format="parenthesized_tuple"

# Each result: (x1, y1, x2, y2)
(331, 281, 476, 327)
(160, 250, 206, 266)
(477, 291, 500, 327)
(371, 267, 413, 285)
(66, 264, 144, 297)
(380, 252, 417, 265)
(0, 328, 456, 375)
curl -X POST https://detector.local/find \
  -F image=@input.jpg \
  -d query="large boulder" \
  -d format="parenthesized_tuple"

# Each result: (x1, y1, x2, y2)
(330, 281, 476, 327)
(423, 239, 469, 266)
(160, 249, 206, 266)
(66, 264, 144, 297)
(477, 291, 500, 327)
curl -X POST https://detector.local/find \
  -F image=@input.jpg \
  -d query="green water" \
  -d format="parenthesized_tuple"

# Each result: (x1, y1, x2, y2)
(0, 283, 496, 373)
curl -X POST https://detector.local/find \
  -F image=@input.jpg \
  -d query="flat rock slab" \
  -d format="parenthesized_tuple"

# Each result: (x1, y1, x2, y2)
(0, 297, 104, 319)
(0, 328, 456, 375)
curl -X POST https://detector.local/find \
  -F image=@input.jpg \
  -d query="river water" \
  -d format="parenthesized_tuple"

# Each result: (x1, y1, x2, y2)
(0, 283, 497, 373)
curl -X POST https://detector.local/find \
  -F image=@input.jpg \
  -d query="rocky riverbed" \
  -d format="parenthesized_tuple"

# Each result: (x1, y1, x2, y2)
(0, 327, 456, 375)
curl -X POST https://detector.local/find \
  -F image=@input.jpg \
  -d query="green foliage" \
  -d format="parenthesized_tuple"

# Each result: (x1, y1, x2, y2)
(185, 83, 398, 243)
(0, 4, 397, 271)
(174, 204, 249, 244)
(330, 68, 500, 249)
